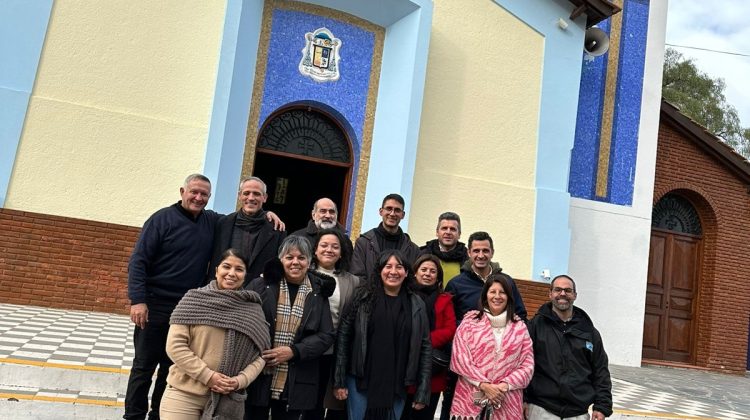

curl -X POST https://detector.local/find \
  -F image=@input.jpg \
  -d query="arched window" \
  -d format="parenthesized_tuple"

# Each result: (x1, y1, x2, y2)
(258, 108, 351, 163)
(651, 193, 702, 236)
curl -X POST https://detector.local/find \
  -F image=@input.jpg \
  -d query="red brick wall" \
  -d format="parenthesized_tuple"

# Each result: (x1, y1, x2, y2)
(516, 279, 550, 319)
(654, 121, 750, 374)
(0, 209, 139, 315)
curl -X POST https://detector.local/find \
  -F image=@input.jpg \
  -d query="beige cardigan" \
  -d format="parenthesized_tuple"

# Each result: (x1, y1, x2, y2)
(166, 324, 266, 396)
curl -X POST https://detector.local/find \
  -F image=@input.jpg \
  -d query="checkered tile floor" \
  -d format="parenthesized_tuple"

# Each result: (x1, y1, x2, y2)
(0, 303, 133, 370)
(612, 377, 746, 419)
(0, 303, 748, 419)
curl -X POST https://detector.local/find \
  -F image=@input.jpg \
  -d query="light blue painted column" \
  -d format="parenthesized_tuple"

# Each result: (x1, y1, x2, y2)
(494, 0, 587, 280)
(361, 0, 433, 230)
(0, 0, 54, 207)
(203, 0, 264, 214)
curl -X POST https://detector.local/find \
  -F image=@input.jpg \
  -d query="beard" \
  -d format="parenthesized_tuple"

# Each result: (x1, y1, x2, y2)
(551, 298, 572, 312)
(316, 219, 337, 229)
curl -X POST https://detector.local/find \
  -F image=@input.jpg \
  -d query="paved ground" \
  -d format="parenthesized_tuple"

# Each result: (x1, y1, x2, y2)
(0, 302, 748, 419)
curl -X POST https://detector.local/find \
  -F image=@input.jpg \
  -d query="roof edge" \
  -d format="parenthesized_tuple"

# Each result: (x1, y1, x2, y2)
(660, 99, 750, 184)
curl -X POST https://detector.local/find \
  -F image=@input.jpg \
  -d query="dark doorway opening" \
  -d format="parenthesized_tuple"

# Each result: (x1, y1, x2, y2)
(253, 151, 349, 232)
(252, 106, 353, 232)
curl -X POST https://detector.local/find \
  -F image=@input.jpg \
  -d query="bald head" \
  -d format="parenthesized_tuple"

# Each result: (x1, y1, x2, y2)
(312, 198, 338, 229)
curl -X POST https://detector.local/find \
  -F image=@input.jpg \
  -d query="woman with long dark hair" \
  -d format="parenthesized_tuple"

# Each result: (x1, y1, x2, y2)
(309, 228, 359, 420)
(333, 250, 432, 419)
(401, 254, 456, 420)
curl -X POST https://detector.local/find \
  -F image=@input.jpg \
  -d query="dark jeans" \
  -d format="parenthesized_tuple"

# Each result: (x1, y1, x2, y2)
(439, 371, 458, 420)
(401, 392, 441, 420)
(247, 400, 305, 420)
(123, 319, 173, 420)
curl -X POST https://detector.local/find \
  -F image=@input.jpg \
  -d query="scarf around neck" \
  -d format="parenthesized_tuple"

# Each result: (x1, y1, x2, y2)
(424, 239, 468, 263)
(375, 223, 405, 251)
(269, 276, 312, 399)
(413, 282, 439, 330)
(170, 281, 271, 419)
(363, 287, 412, 419)
(235, 209, 267, 231)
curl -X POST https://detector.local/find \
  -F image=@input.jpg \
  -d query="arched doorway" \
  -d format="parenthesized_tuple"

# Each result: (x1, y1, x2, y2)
(642, 193, 702, 364)
(252, 106, 353, 232)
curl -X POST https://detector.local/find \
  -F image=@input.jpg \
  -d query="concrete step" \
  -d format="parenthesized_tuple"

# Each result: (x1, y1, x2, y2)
(0, 360, 127, 419)
(0, 398, 123, 420)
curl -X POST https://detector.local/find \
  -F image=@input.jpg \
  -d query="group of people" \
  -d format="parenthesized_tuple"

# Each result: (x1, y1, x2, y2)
(124, 173, 613, 420)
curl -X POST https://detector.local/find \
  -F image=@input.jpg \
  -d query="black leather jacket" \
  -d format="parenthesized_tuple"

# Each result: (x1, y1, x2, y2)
(333, 287, 432, 405)
(245, 259, 335, 410)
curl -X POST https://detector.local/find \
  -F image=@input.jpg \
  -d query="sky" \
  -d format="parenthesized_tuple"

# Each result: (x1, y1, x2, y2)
(665, 0, 750, 127)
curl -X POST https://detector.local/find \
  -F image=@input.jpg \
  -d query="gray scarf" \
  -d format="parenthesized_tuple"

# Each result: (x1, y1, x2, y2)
(170, 281, 271, 419)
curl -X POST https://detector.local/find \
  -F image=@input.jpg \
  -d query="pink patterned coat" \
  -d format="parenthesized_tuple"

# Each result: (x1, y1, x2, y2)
(449, 311, 534, 420)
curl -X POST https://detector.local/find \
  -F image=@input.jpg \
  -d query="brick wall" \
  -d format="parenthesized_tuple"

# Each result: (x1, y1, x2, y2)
(0, 209, 139, 315)
(654, 121, 750, 374)
(516, 279, 550, 319)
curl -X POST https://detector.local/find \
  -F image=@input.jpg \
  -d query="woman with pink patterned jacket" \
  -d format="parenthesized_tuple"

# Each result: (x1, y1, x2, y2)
(449, 273, 534, 420)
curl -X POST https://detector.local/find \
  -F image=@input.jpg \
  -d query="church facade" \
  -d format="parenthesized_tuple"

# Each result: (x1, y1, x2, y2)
(1, 0, 678, 368)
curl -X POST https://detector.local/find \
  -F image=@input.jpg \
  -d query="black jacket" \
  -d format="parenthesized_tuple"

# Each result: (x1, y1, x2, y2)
(207, 211, 285, 286)
(245, 259, 336, 410)
(525, 302, 613, 417)
(350, 228, 420, 280)
(333, 287, 432, 405)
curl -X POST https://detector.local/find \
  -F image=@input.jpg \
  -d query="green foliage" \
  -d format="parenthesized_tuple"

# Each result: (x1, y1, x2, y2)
(662, 48, 750, 157)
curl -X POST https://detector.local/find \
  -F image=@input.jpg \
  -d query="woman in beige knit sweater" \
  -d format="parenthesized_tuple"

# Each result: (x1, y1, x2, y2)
(160, 248, 271, 420)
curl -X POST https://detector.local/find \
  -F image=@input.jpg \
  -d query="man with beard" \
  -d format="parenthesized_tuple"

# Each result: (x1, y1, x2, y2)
(444, 231, 527, 322)
(208, 176, 286, 285)
(525, 275, 612, 420)
(125, 174, 220, 420)
(291, 197, 352, 268)
(420, 212, 467, 288)
(350, 193, 420, 280)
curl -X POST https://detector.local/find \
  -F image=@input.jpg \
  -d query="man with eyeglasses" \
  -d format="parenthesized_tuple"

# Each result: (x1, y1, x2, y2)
(350, 193, 420, 280)
(525, 275, 613, 420)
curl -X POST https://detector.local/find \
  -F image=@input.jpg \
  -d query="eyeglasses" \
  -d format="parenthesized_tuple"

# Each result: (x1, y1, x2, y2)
(552, 287, 576, 295)
(382, 206, 403, 215)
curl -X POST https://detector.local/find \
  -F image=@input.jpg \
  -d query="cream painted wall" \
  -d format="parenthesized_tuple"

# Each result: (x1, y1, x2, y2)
(6, 1, 226, 227)
(409, 0, 543, 278)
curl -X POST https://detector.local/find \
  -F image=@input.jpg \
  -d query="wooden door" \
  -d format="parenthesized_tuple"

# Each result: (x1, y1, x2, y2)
(642, 229, 700, 363)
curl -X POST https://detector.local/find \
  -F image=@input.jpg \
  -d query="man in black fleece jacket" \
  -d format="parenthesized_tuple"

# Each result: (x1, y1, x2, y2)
(350, 193, 420, 281)
(525, 275, 612, 420)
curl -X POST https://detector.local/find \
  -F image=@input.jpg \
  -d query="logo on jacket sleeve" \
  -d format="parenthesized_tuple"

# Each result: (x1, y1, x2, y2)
(585, 341, 594, 352)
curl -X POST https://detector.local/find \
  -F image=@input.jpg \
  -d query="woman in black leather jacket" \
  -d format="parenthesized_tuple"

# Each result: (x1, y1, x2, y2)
(333, 250, 432, 420)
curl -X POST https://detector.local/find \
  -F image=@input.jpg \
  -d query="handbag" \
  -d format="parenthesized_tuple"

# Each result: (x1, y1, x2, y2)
(431, 343, 452, 373)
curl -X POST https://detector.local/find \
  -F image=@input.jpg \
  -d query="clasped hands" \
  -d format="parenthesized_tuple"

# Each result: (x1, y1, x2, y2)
(207, 372, 239, 394)
(478, 381, 510, 407)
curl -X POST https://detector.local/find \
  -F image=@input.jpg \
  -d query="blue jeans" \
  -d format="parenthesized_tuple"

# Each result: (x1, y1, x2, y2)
(346, 375, 405, 420)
